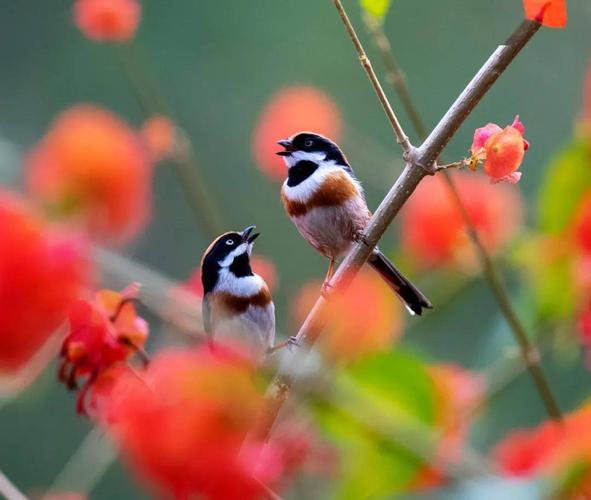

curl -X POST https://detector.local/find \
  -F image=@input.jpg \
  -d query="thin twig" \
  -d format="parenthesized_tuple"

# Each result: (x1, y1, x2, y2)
(114, 43, 224, 239)
(0, 469, 28, 500)
(256, 7, 548, 441)
(362, 13, 561, 421)
(333, 0, 412, 154)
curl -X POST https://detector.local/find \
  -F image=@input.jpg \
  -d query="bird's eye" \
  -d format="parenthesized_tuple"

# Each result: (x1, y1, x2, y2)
(304, 139, 314, 148)
(225, 239, 234, 246)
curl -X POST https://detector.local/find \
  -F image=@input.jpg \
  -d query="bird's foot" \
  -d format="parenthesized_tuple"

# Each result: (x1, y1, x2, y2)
(321, 281, 333, 297)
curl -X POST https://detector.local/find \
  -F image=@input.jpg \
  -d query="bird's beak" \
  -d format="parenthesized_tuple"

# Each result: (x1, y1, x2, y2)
(276, 139, 293, 156)
(241, 225, 260, 244)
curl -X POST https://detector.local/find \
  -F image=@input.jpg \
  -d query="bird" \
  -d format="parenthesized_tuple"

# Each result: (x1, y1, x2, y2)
(200, 226, 275, 357)
(277, 131, 432, 315)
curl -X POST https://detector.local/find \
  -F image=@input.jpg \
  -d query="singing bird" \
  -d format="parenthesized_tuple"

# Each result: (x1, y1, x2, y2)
(201, 226, 275, 356)
(277, 132, 432, 315)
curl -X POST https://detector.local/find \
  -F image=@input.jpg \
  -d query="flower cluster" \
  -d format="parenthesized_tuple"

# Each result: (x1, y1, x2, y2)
(58, 284, 148, 415)
(0, 191, 91, 373)
(105, 344, 304, 499)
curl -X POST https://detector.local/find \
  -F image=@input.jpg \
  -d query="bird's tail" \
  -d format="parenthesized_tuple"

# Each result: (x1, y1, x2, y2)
(368, 249, 433, 315)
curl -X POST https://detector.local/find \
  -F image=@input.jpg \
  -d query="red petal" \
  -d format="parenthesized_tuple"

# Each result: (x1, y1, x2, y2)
(522, 0, 567, 28)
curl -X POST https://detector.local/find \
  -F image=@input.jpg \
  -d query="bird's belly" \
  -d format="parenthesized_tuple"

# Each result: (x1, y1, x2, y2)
(292, 201, 368, 258)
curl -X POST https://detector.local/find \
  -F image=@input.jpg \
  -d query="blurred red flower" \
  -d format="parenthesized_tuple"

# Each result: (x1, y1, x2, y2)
(0, 191, 91, 372)
(253, 86, 342, 181)
(572, 195, 591, 255)
(141, 115, 177, 162)
(291, 270, 402, 362)
(495, 403, 591, 496)
(411, 364, 484, 489)
(73, 0, 141, 42)
(400, 173, 523, 268)
(26, 105, 153, 243)
(523, 0, 567, 28)
(106, 345, 295, 499)
(59, 284, 148, 415)
(471, 116, 529, 184)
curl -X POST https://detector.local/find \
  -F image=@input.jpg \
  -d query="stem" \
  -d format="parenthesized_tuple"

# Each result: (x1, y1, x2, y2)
(256, 9, 552, 441)
(0, 470, 27, 500)
(363, 14, 561, 421)
(333, 0, 412, 154)
(115, 43, 224, 239)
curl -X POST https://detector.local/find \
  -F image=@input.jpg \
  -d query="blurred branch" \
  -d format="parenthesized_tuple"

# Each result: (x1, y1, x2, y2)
(114, 42, 224, 239)
(0, 469, 28, 500)
(361, 13, 562, 421)
(256, 4, 549, 441)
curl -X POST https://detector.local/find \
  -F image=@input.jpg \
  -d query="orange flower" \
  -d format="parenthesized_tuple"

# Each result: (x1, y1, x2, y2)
(291, 270, 402, 362)
(0, 191, 91, 372)
(59, 284, 148, 415)
(471, 116, 529, 184)
(252, 86, 342, 181)
(523, 0, 567, 28)
(140, 115, 177, 162)
(400, 173, 523, 268)
(26, 105, 153, 243)
(73, 0, 141, 42)
(106, 345, 293, 499)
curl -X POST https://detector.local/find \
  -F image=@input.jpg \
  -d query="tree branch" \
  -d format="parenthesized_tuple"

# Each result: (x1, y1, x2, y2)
(333, 0, 412, 154)
(362, 13, 561, 421)
(256, 6, 552, 441)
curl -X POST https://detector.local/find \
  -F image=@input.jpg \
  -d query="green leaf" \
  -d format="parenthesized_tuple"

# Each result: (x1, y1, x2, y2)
(313, 350, 436, 498)
(360, 0, 391, 22)
(538, 140, 591, 233)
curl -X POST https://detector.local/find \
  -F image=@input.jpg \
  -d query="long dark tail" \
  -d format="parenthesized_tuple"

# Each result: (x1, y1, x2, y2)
(368, 249, 433, 315)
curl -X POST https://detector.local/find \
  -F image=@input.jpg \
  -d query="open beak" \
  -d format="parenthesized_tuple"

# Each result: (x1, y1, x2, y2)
(276, 139, 293, 156)
(241, 225, 260, 244)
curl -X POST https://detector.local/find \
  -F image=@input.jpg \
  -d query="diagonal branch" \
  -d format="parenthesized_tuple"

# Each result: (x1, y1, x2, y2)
(256, 4, 549, 442)
(362, 13, 561, 421)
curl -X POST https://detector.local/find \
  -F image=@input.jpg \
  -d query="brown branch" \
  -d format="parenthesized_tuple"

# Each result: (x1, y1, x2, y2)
(362, 13, 561, 421)
(334, 0, 412, 154)
(115, 43, 224, 239)
(255, 5, 551, 442)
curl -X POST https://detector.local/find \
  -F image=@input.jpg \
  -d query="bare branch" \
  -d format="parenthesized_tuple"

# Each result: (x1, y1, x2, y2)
(362, 14, 561, 421)
(257, 7, 549, 441)
(333, 0, 412, 154)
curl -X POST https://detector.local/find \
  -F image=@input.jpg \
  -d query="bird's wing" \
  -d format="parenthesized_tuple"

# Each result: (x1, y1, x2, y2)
(242, 302, 275, 349)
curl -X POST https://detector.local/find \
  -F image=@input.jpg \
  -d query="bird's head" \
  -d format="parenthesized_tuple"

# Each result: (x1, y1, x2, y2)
(276, 131, 348, 169)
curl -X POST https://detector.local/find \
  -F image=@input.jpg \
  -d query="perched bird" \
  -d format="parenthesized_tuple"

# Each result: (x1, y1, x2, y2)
(201, 226, 275, 357)
(277, 132, 432, 315)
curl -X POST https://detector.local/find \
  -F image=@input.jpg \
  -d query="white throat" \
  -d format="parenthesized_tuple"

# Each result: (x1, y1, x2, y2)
(216, 268, 264, 297)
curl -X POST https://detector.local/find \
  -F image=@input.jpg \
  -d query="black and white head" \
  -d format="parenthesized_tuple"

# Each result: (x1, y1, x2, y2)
(276, 132, 350, 169)
(201, 226, 260, 294)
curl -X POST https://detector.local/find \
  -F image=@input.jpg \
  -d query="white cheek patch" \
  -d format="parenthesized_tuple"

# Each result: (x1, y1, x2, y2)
(283, 150, 327, 168)
(216, 269, 265, 297)
(282, 164, 344, 203)
(219, 243, 248, 268)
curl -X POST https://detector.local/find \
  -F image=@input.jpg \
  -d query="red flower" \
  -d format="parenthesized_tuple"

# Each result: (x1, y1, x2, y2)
(73, 0, 141, 42)
(141, 115, 177, 162)
(523, 0, 567, 28)
(0, 191, 91, 372)
(470, 116, 529, 184)
(106, 345, 292, 499)
(572, 195, 591, 255)
(401, 173, 523, 268)
(291, 270, 402, 362)
(494, 403, 591, 493)
(59, 284, 148, 415)
(26, 105, 153, 243)
(253, 86, 342, 181)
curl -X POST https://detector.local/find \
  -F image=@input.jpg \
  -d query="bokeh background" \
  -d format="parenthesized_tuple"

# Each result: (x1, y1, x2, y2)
(1, 1, 591, 498)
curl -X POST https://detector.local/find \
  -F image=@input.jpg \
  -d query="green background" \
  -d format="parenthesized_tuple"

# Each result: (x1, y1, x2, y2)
(1, 1, 591, 498)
